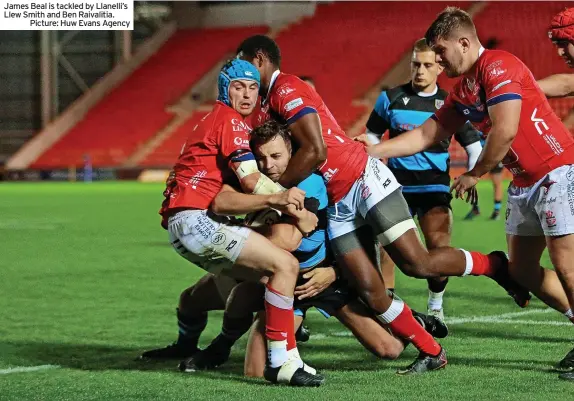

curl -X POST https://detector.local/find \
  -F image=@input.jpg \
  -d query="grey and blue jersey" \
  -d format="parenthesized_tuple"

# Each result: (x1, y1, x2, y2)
(293, 173, 328, 269)
(366, 83, 481, 194)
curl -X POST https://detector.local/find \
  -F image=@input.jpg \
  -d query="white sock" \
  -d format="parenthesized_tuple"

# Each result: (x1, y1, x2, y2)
(459, 248, 473, 276)
(268, 340, 289, 368)
(427, 289, 445, 311)
(564, 309, 574, 320)
(376, 296, 404, 324)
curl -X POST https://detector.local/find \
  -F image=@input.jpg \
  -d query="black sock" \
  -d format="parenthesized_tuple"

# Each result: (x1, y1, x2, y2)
(176, 308, 207, 349)
(427, 278, 449, 294)
(218, 312, 254, 347)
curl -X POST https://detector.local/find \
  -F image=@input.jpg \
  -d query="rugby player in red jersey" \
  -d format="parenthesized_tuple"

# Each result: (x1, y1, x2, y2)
(159, 59, 324, 386)
(540, 6, 574, 380)
(237, 35, 528, 374)
(368, 7, 574, 379)
(539, 7, 574, 99)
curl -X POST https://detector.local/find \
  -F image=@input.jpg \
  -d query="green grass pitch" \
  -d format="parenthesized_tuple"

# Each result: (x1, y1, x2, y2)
(0, 181, 572, 400)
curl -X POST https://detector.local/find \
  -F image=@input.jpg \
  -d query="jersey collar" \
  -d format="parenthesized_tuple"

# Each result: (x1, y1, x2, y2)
(262, 69, 281, 105)
(416, 85, 438, 98)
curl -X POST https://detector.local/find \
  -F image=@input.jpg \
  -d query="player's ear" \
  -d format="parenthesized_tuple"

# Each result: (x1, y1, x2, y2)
(437, 63, 445, 75)
(254, 52, 266, 68)
(459, 37, 471, 53)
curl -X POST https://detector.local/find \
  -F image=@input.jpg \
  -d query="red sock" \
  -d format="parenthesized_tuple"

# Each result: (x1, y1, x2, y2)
(384, 302, 441, 356)
(469, 251, 497, 277)
(264, 284, 295, 350)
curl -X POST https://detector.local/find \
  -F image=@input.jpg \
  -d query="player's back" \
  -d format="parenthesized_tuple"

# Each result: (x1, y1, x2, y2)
(293, 173, 328, 268)
(450, 49, 574, 186)
(264, 72, 369, 203)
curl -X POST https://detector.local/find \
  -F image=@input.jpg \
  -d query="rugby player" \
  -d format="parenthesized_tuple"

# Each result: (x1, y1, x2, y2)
(159, 59, 324, 386)
(368, 7, 574, 379)
(237, 35, 528, 374)
(180, 121, 448, 374)
(363, 38, 483, 321)
(542, 7, 574, 380)
(539, 7, 574, 98)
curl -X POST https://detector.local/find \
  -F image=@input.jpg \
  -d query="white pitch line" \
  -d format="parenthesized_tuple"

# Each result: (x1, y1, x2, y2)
(446, 308, 554, 324)
(0, 365, 60, 375)
(326, 308, 567, 337)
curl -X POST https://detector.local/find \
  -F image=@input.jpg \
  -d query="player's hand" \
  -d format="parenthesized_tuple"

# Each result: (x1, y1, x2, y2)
(289, 208, 318, 236)
(269, 187, 306, 211)
(294, 267, 337, 300)
(353, 134, 371, 146)
(451, 173, 479, 205)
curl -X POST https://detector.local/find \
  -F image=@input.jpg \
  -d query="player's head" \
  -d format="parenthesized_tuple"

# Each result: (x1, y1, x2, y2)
(299, 75, 316, 90)
(236, 35, 281, 91)
(410, 38, 441, 91)
(549, 8, 574, 68)
(249, 120, 292, 182)
(217, 59, 260, 116)
(424, 7, 480, 77)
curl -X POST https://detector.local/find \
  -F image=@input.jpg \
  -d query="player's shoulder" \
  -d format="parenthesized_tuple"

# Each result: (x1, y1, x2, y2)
(273, 72, 306, 94)
(386, 83, 409, 101)
(479, 49, 525, 74)
(298, 173, 326, 193)
(436, 87, 449, 99)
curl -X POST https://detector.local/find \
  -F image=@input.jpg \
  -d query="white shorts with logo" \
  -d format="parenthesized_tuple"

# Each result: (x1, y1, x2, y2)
(327, 157, 416, 245)
(168, 210, 251, 275)
(506, 165, 574, 237)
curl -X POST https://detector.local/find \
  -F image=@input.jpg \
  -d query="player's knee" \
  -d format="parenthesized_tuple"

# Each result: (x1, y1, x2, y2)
(269, 251, 299, 278)
(372, 342, 402, 360)
(397, 256, 434, 279)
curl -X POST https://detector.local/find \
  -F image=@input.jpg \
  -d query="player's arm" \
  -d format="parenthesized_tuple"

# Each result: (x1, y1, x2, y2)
(229, 150, 287, 195)
(537, 74, 574, 98)
(364, 91, 391, 144)
(277, 113, 326, 188)
(211, 183, 303, 216)
(454, 122, 483, 170)
(367, 117, 455, 159)
(468, 99, 521, 178)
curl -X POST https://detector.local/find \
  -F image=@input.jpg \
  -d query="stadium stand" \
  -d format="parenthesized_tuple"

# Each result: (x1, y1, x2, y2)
(30, 26, 266, 169)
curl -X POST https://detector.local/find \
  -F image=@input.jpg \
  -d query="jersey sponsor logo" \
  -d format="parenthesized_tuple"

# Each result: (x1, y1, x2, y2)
(189, 170, 207, 189)
(435, 99, 444, 109)
(488, 67, 507, 78)
(486, 60, 503, 71)
(277, 83, 295, 98)
(234, 136, 249, 147)
(231, 118, 250, 132)
(322, 167, 339, 182)
(465, 78, 480, 96)
(531, 108, 564, 156)
(402, 96, 410, 105)
(285, 97, 303, 112)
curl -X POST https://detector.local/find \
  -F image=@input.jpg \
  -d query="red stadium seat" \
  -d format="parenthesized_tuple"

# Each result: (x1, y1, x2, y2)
(31, 27, 266, 168)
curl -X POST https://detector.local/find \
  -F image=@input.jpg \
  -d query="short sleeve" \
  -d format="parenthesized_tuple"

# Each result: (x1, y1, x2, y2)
(270, 81, 318, 125)
(481, 57, 522, 107)
(365, 91, 391, 135)
(454, 121, 481, 147)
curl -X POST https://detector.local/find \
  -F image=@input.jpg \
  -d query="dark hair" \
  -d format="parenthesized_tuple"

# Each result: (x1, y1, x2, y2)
(425, 6, 477, 46)
(249, 120, 292, 153)
(298, 75, 314, 85)
(236, 35, 281, 67)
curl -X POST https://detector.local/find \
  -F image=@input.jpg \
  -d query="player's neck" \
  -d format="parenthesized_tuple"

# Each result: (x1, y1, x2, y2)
(466, 44, 485, 76)
(412, 83, 438, 96)
(262, 69, 280, 101)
